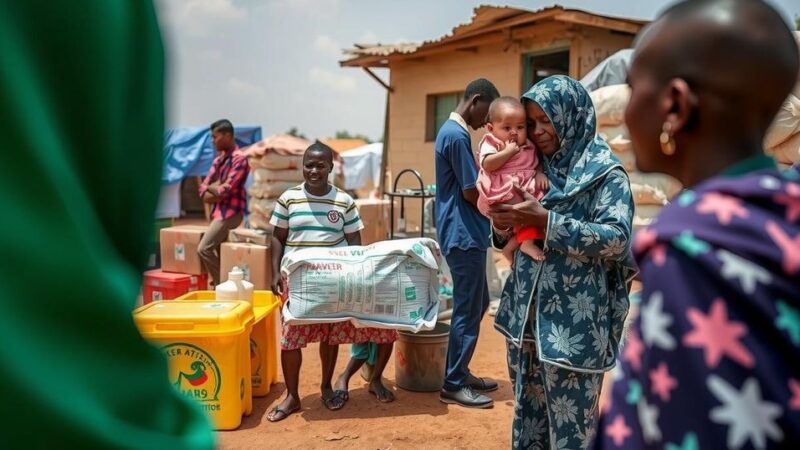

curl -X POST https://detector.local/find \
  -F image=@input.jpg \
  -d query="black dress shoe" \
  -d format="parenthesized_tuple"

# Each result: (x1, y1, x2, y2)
(440, 386, 494, 408)
(467, 375, 498, 392)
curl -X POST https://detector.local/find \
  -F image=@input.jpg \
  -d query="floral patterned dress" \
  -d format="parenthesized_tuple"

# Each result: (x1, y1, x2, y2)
(495, 76, 636, 449)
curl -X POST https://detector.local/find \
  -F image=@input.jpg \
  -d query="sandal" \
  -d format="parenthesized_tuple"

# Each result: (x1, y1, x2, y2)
(267, 404, 300, 422)
(321, 391, 346, 411)
(334, 389, 349, 402)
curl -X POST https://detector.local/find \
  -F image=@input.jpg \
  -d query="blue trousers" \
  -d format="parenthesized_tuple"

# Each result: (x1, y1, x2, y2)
(443, 248, 490, 390)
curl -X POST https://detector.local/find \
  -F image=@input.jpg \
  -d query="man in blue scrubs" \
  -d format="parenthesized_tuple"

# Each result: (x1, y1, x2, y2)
(435, 79, 500, 408)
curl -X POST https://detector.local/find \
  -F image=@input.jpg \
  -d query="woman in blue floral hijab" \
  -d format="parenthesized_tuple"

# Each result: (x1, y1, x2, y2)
(490, 75, 636, 449)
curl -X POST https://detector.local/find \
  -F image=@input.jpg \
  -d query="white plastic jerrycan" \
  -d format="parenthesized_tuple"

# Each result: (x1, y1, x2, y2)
(215, 266, 254, 304)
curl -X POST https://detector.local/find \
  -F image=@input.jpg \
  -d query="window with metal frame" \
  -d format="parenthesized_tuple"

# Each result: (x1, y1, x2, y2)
(425, 91, 463, 142)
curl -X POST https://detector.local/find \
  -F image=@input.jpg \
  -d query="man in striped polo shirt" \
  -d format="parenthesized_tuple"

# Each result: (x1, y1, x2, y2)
(270, 182, 362, 251)
(266, 142, 398, 422)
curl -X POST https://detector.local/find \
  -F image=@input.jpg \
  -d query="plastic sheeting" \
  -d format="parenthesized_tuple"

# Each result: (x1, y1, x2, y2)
(162, 126, 262, 184)
(154, 182, 181, 219)
(580, 49, 633, 92)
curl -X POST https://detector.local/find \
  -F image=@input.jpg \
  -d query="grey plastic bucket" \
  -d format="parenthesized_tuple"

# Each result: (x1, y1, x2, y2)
(394, 322, 450, 392)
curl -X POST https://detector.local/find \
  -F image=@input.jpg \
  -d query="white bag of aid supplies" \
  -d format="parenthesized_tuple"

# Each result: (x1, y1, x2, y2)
(281, 238, 441, 332)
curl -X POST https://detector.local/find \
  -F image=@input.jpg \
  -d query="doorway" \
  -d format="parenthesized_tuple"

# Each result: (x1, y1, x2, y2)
(522, 48, 570, 91)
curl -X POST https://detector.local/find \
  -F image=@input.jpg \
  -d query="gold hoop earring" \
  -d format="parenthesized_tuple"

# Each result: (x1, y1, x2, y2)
(659, 122, 676, 156)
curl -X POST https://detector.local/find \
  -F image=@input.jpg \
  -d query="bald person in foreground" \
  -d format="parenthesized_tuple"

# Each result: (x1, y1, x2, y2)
(592, 0, 800, 449)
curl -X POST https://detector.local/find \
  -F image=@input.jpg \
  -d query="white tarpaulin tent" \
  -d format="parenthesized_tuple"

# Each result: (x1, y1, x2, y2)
(340, 142, 382, 191)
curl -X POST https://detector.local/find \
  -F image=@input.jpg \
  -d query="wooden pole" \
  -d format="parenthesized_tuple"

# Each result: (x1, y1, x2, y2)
(362, 67, 394, 93)
(379, 89, 390, 195)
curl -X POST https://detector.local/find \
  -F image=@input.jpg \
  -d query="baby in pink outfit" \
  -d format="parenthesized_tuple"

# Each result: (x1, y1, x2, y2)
(476, 96, 549, 263)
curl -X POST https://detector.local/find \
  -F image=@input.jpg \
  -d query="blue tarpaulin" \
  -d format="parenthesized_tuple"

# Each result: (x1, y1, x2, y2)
(162, 126, 262, 184)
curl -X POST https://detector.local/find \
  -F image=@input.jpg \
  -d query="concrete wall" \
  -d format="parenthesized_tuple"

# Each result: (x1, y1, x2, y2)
(385, 41, 521, 232)
(573, 28, 634, 79)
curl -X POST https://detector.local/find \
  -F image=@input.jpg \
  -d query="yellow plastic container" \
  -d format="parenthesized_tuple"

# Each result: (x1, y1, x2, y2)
(134, 300, 254, 430)
(177, 290, 280, 397)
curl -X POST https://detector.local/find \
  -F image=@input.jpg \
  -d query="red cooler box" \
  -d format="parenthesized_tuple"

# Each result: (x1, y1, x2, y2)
(142, 270, 208, 304)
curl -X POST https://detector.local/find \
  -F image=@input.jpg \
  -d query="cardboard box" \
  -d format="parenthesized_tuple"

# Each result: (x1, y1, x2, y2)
(146, 219, 175, 270)
(228, 227, 272, 246)
(220, 242, 272, 289)
(355, 199, 390, 245)
(160, 225, 208, 275)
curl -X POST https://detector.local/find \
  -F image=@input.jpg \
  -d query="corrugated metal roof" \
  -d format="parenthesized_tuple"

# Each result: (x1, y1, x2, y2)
(342, 42, 421, 58)
(443, 5, 532, 43)
(341, 4, 647, 67)
(342, 5, 529, 61)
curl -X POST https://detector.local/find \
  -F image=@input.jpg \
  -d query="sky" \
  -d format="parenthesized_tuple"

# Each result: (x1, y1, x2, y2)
(155, 0, 799, 141)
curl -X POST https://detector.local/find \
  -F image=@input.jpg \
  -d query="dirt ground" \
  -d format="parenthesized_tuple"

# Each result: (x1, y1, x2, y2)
(218, 315, 515, 450)
(172, 219, 631, 449)
(174, 218, 516, 448)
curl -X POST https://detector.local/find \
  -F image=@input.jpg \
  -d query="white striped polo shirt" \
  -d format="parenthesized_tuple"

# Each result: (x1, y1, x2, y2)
(269, 184, 364, 255)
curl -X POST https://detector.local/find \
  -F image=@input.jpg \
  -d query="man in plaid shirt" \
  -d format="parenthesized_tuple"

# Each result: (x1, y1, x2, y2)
(198, 119, 249, 285)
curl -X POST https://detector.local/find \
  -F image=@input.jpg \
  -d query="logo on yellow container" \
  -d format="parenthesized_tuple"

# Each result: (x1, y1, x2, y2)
(250, 338, 261, 385)
(163, 343, 222, 405)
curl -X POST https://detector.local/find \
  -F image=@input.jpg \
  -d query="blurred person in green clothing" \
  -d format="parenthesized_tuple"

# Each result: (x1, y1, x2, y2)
(0, 2, 213, 448)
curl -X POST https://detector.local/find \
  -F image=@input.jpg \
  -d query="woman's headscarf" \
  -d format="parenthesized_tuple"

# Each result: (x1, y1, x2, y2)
(522, 75, 623, 208)
(519, 77, 637, 363)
